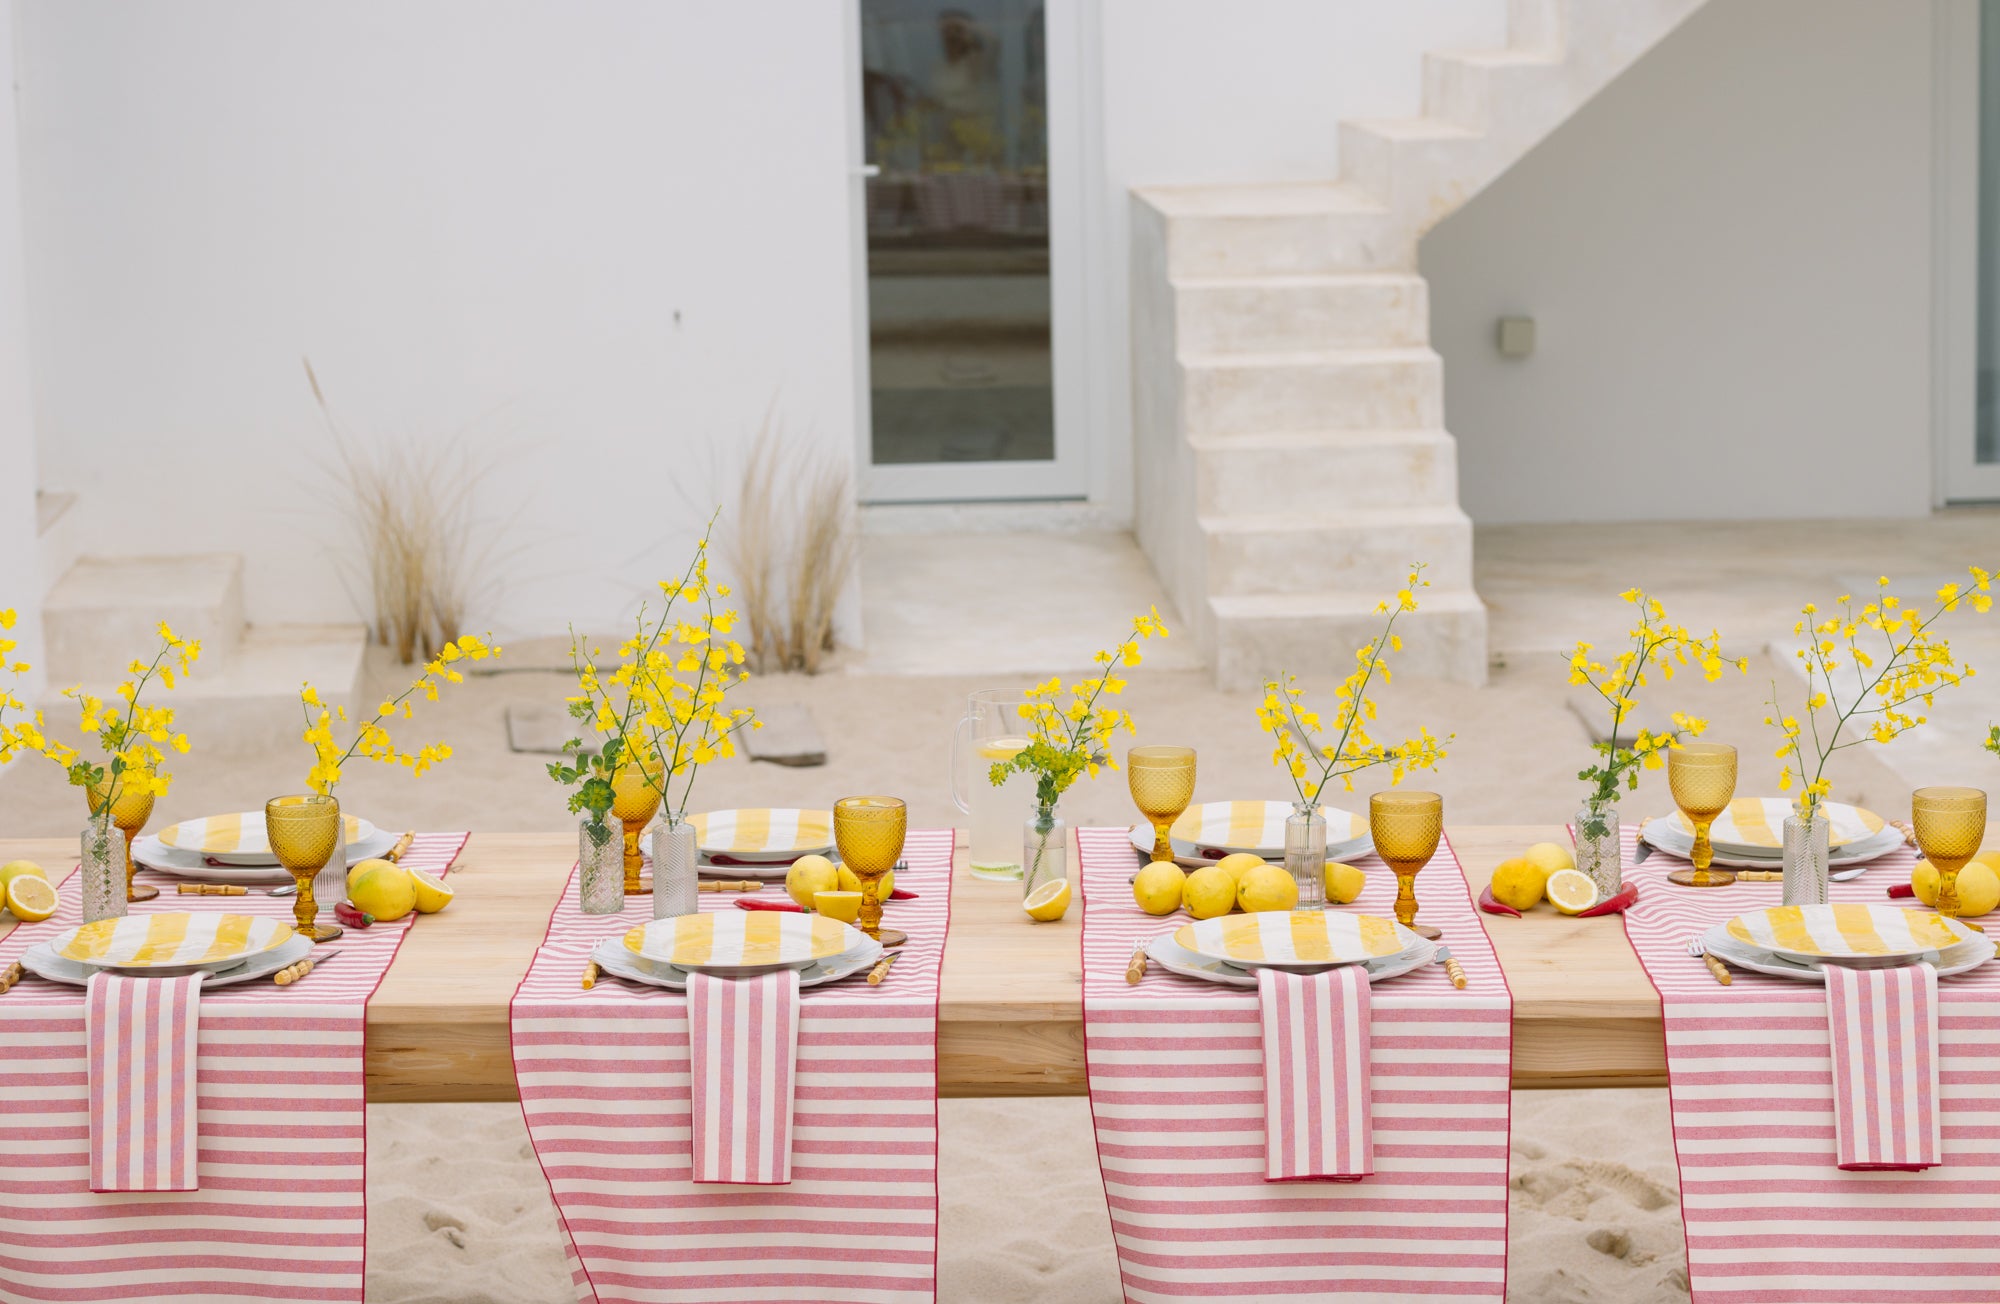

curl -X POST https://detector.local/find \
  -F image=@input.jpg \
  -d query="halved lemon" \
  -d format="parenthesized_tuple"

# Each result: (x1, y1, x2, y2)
(6, 875, 57, 923)
(1023, 878, 1072, 922)
(409, 868, 454, 914)
(1546, 868, 1598, 916)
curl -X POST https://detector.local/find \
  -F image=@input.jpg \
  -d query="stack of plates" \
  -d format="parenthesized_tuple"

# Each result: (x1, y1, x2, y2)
(1129, 799, 1372, 868)
(1146, 909, 1434, 988)
(136, 811, 401, 886)
(689, 808, 834, 880)
(18, 912, 311, 986)
(1640, 798, 1902, 870)
(1701, 903, 1994, 982)
(589, 909, 881, 990)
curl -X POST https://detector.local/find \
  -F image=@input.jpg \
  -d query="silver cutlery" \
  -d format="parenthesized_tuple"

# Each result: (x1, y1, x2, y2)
(1432, 945, 1466, 989)
(274, 947, 343, 986)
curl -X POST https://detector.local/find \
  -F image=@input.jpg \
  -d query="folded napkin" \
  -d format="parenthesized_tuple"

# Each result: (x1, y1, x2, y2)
(1823, 961, 1941, 1171)
(86, 971, 202, 1192)
(687, 968, 801, 1185)
(1257, 965, 1372, 1182)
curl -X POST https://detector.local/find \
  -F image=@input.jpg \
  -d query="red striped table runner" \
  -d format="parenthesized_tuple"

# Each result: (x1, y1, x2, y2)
(1612, 823, 2000, 1302)
(510, 826, 953, 1304)
(1077, 826, 1513, 1302)
(0, 832, 466, 1303)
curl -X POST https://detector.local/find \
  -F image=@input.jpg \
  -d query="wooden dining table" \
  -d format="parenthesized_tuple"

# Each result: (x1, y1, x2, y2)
(0, 827, 1669, 1099)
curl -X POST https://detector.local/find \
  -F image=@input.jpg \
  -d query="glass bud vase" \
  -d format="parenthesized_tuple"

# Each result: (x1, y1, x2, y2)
(1575, 805, 1622, 900)
(1783, 801, 1831, 907)
(1285, 802, 1327, 911)
(81, 819, 126, 923)
(651, 821, 699, 920)
(312, 815, 348, 928)
(578, 816, 625, 915)
(1023, 805, 1067, 901)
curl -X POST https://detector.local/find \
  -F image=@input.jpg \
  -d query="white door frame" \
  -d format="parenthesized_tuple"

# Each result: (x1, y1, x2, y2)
(845, 0, 1094, 504)
(1935, 0, 2000, 501)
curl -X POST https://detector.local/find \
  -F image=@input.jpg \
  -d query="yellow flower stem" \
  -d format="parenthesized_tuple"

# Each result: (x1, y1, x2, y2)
(89, 637, 178, 819)
(1283, 595, 1410, 802)
(301, 667, 436, 795)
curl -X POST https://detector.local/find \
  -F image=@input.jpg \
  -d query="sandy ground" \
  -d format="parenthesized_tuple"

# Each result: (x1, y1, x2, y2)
(0, 636, 1930, 1303)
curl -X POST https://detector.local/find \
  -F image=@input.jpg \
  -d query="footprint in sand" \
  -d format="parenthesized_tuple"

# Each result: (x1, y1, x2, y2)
(1560, 1159, 1677, 1213)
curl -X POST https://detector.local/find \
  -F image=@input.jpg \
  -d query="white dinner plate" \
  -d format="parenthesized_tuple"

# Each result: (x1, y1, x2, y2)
(1127, 825, 1373, 869)
(1665, 798, 1887, 851)
(1144, 929, 1436, 988)
(1639, 820, 1902, 871)
(1174, 910, 1425, 972)
(1721, 903, 1980, 966)
(621, 910, 864, 976)
(48, 913, 297, 976)
(590, 934, 884, 991)
(133, 826, 402, 884)
(19, 932, 316, 989)
(1700, 927, 1995, 983)
(687, 809, 834, 861)
(157, 812, 381, 866)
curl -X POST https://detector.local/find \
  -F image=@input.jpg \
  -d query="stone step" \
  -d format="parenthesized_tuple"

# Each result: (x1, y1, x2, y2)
(1191, 429, 1459, 515)
(1173, 272, 1429, 355)
(1199, 505, 1474, 597)
(1337, 117, 1500, 226)
(1210, 588, 1489, 689)
(43, 555, 245, 685)
(35, 492, 83, 598)
(1134, 183, 1411, 280)
(1422, 47, 1564, 131)
(1181, 346, 1442, 437)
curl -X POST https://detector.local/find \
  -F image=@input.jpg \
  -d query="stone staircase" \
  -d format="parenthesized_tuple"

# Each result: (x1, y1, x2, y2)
(1132, 0, 1705, 688)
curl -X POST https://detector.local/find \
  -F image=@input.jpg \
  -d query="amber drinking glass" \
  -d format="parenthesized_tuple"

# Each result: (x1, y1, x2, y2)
(87, 779, 157, 903)
(610, 762, 664, 895)
(1370, 791, 1443, 940)
(1666, 744, 1738, 888)
(1912, 786, 1986, 923)
(834, 796, 906, 941)
(1127, 746, 1197, 864)
(266, 794, 343, 943)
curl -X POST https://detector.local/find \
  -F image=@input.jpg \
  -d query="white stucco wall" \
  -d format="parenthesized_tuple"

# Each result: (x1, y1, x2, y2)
(1421, 0, 1938, 524)
(0, 0, 42, 686)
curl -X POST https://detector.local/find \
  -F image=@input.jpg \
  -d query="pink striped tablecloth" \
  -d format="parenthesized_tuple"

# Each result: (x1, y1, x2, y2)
(1077, 826, 1513, 1302)
(510, 827, 953, 1304)
(0, 832, 466, 1303)
(1611, 822, 2000, 1303)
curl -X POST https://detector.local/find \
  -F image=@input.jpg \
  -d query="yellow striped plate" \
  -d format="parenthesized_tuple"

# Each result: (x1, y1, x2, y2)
(1169, 801, 1367, 855)
(687, 809, 834, 860)
(1724, 904, 1978, 964)
(158, 811, 373, 864)
(1670, 799, 1884, 851)
(1174, 911, 1422, 971)
(55, 913, 295, 972)
(623, 910, 863, 974)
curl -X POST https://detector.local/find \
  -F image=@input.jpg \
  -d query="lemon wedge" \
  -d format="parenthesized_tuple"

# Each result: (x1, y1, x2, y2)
(6, 875, 57, 923)
(1546, 868, 1599, 916)
(410, 868, 454, 914)
(1023, 878, 1071, 922)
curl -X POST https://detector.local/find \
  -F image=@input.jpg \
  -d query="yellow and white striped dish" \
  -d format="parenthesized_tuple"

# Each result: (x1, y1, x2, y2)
(688, 809, 834, 859)
(1670, 799, 1884, 851)
(1723, 903, 1977, 962)
(158, 812, 369, 858)
(623, 910, 862, 972)
(1174, 911, 1420, 971)
(55, 913, 295, 971)
(1169, 801, 1366, 854)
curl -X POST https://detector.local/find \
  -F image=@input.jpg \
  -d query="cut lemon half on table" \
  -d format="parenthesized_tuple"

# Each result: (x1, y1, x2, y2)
(6, 875, 56, 922)
(409, 869, 453, 914)
(1024, 878, 1071, 922)
(1546, 869, 1598, 916)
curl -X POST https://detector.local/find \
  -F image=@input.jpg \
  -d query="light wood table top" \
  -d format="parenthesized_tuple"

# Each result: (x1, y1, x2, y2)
(0, 827, 1668, 1099)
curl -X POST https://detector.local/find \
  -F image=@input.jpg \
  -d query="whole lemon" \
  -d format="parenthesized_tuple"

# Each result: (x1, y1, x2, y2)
(1524, 842, 1575, 876)
(1213, 852, 1266, 885)
(1490, 857, 1548, 912)
(349, 862, 417, 922)
(1913, 859, 1940, 906)
(1132, 861, 1186, 916)
(1917, 858, 2000, 916)
(348, 856, 397, 891)
(1184, 866, 1237, 919)
(1325, 862, 1365, 905)
(1237, 864, 1299, 913)
(835, 860, 894, 900)
(788, 854, 840, 909)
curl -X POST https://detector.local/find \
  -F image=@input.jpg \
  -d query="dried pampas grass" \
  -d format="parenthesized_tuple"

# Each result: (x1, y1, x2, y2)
(726, 419, 857, 674)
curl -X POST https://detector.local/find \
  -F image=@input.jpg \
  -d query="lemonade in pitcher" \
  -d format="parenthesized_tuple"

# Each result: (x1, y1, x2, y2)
(969, 736, 1035, 880)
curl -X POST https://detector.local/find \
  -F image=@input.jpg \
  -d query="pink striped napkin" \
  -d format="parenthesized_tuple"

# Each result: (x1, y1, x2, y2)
(84, 971, 202, 1193)
(686, 968, 800, 1185)
(1256, 964, 1373, 1181)
(1824, 960, 1941, 1171)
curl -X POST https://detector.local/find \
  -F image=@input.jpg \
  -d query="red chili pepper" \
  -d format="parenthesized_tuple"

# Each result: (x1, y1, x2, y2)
(1577, 882, 1641, 917)
(1477, 885, 1521, 918)
(334, 900, 374, 929)
(1887, 882, 1915, 900)
(735, 898, 805, 913)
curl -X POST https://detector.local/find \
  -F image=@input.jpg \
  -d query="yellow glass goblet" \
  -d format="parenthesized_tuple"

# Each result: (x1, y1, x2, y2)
(1370, 790, 1443, 941)
(87, 779, 158, 903)
(1127, 746, 1197, 865)
(1666, 743, 1738, 888)
(1912, 786, 1986, 924)
(610, 762, 663, 896)
(266, 794, 343, 943)
(834, 796, 907, 943)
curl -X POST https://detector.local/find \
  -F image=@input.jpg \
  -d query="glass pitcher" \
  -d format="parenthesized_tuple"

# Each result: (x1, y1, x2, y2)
(951, 689, 1037, 881)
